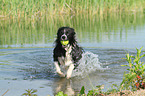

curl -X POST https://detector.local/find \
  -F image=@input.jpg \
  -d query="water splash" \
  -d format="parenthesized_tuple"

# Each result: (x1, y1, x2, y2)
(72, 51, 106, 77)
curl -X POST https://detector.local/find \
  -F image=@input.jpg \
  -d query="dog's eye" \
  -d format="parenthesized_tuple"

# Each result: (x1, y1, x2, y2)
(65, 31, 69, 34)
(60, 31, 64, 34)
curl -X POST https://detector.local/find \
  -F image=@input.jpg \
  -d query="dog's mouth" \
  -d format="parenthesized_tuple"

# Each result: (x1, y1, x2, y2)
(60, 40, 69, 47)
(60, 34, 69, 47)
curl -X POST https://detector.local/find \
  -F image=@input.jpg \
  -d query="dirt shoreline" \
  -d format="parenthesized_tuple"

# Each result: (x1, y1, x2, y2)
(108, 89, 145, 96)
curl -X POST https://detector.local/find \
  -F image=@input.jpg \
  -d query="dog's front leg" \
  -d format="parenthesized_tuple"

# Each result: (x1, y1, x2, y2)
(66, 64, 74, 79)
(54, 62, 65, 77)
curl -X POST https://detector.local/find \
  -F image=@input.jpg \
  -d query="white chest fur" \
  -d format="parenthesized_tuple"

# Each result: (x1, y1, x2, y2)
(58, 45, 73, 66)
(54, 45, 75, 79)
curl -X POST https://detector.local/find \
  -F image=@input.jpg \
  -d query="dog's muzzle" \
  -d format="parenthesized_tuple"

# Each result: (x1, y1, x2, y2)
(61, 34, 67, 41)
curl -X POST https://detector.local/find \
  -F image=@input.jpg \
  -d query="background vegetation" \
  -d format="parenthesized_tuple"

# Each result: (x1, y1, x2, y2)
(1, 0, 145, 48)
(1, 0, 145, 19)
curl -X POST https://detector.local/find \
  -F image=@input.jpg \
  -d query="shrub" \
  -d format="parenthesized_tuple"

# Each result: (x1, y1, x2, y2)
(121, 47, 145, 90)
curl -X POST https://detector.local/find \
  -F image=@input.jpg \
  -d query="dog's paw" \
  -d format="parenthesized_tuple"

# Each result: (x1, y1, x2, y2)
(58, 72, 65, 77)
(66, 76, 71, 79)
(66, 74, 71, 79)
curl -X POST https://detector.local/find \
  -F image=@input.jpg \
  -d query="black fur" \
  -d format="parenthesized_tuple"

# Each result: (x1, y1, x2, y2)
(53, 27, 83, 69)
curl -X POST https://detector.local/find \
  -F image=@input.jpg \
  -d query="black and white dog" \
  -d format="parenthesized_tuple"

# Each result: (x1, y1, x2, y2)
(53, 27, 83, 79)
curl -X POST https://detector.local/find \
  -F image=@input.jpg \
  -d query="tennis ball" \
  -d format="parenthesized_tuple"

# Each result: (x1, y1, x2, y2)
(60, 40, 69, 46)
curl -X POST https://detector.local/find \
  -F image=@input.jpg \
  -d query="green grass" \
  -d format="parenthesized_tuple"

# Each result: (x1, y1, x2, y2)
(1, 0, 145, 20)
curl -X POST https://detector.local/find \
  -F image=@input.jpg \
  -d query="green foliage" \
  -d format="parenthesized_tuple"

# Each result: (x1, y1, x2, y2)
(121, 47, 145, 90)
(22, 89, 37, 96)
(79, 86, 85, 95)
(1, 0, 145, 18)
(55, 91, 67, 96)
(78, 85, 104, 96)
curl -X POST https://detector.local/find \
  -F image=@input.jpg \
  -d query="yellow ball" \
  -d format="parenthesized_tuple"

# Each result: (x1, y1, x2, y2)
(60, 40, 69, 46)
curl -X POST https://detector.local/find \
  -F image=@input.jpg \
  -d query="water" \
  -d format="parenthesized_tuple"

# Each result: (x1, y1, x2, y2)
(0, 13, 145, 96)
(0, 48, 142, 96)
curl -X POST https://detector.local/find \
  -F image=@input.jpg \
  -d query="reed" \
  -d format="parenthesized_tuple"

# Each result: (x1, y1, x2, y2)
(1, 0, 145, 48)
(1, 0, 145, 21)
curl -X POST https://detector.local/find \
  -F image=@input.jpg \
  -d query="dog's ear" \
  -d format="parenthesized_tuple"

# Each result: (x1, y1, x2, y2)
(70, 28, 76, 35)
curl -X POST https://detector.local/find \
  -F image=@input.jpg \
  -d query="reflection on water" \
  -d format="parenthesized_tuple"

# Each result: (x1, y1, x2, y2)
(53, 78, 76, 96)
(0, 13, 145, 49)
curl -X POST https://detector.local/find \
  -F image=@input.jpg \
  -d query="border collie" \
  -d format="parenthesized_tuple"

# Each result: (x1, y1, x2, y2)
(53, 27, 83, 79)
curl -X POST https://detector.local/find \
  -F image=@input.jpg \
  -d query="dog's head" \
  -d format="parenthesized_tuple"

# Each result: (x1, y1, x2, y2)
(56, 27, 76, 47)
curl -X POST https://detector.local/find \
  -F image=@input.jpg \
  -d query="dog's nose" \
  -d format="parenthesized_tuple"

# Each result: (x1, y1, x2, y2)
(61, 34, 67, 40)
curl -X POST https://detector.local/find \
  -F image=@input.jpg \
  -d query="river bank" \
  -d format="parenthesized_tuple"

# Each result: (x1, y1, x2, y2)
(108, 89, 145, 96)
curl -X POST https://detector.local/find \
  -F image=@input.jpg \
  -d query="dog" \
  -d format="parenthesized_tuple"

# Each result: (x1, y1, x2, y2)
(53, 27, 83, 79)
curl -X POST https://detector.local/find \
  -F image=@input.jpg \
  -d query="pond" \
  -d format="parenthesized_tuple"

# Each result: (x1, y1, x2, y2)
(0, 13, 145, 96)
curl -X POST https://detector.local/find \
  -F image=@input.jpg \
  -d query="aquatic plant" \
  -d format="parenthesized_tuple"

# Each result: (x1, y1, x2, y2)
(106, 47, 145, 93)
(121, 47, 145, 90)
(22, 89, 37, 96)
(55, 91, 67, 96)
(1, 0, 145, 21)
(1, 0, 145, 48)
(79, 85, 105, 96)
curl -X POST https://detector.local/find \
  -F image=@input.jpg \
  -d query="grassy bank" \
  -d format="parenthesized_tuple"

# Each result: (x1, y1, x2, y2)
(1, 0, 145, 21)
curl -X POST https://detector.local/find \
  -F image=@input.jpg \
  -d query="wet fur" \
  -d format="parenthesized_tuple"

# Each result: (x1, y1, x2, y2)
(53, 27, 83, 79)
